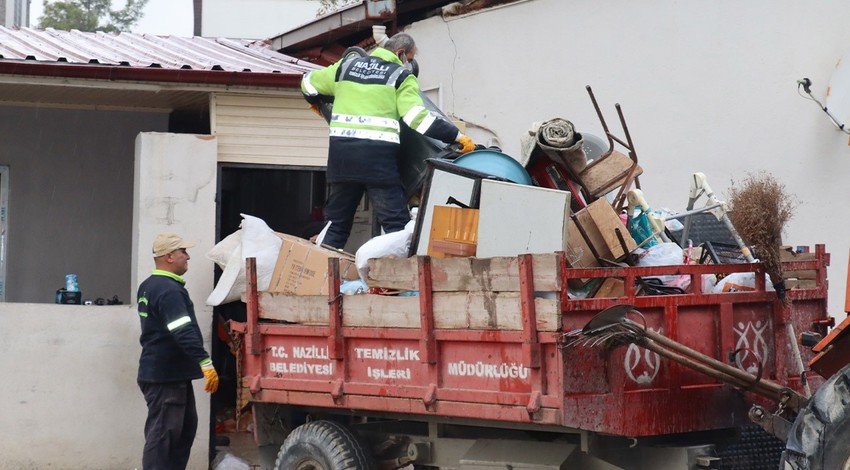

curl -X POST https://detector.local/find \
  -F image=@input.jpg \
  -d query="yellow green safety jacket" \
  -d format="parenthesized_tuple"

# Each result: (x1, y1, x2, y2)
(302, 47, 460, 183)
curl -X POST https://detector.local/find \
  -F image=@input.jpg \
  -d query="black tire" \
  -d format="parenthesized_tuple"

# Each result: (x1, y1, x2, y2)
(274, 420, 376, 470)
(783, 362, 850, 469)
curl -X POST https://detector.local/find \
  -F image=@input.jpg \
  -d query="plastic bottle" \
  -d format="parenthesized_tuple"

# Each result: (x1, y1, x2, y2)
(65, 274, 79, 292)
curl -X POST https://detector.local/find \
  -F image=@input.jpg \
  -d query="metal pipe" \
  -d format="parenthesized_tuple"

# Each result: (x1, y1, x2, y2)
(664, 204, 724, 220)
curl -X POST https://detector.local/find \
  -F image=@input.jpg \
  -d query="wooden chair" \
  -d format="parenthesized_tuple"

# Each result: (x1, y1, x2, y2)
(571, 86, 644, 212)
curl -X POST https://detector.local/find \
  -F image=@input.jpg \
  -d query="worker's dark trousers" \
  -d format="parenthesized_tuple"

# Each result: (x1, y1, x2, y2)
(323, 181, 409, 249)
(139, 381, 197, 470)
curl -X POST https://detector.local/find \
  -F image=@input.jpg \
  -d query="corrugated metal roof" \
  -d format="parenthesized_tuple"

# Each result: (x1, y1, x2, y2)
(0, 26, 318, 74)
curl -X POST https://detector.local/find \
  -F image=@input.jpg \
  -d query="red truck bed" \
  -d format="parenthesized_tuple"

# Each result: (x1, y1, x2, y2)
(232, 245, 829, 438)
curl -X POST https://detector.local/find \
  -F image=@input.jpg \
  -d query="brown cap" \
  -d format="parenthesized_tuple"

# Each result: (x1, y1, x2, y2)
(152, 233, 195, 257)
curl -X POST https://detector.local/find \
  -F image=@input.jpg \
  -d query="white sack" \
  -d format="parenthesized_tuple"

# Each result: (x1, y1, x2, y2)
(713, 272, 775, 294)
(355, 220, 415, 282)
(206, 230, 241, 269)
(206, 214, 282, 306)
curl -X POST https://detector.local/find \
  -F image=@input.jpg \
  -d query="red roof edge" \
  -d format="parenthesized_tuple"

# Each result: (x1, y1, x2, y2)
(0, 61, 303, 88)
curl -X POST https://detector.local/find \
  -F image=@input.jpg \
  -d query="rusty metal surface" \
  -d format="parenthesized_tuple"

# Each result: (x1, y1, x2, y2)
(237, 246, 831, 438)
(0, 26, 315, 74)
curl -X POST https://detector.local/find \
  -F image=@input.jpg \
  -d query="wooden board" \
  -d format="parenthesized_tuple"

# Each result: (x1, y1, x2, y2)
(783, 269, 818, 280)
(579, 150, 643, 197)
(784, 279, 818, 290)
(780, 248, 817, 262)
(573, 198, 636, 261)
(593, 278, 625, 298)
(257, 291, 561, 331)
(366, 254, 560, 292)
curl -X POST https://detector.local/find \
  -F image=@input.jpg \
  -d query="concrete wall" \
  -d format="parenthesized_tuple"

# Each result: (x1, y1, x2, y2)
(133, 132, 218, 470)
(407, 0, 850, 315)
(0, 133, 217, 470)
(0, 303, 143, 469)
(0, 106, 168, 304)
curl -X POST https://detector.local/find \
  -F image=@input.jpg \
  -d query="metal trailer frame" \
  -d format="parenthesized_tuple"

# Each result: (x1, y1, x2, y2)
(231, 246, 830, 468)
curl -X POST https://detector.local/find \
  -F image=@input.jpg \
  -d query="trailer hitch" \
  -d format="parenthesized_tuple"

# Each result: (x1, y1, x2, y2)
(564, 304, 809, 413)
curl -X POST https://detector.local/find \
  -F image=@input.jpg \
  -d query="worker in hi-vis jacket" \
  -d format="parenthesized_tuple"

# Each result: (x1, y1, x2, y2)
(301, 32, 476, 249)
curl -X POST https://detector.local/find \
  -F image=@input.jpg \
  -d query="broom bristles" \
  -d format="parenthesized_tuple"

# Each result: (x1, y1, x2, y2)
(727, 172, 797, 294)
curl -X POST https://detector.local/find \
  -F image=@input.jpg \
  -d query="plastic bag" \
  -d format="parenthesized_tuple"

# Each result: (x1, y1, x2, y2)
(713, 272, 775, 293)
(635, 242, 689, 290)
(628, 208, 658, 248)
(211, 451, 251, 470)
(635, 242, 683, 266)
(355, 220, 415, 282)
(341, 279, 368, 295)
(206, 214, 282, 306)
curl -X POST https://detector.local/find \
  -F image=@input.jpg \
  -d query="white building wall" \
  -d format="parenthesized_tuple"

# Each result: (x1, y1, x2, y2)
(407, 0, 850, 315)
(203, 0, 318, 38)
(2, 0, 26, 27)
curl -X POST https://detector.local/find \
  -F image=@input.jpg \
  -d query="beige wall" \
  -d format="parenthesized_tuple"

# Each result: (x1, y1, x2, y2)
(408, 0, 850, 316)
(212, 92, 329, 167)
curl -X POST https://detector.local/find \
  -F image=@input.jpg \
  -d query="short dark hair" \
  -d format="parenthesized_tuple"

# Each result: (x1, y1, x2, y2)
(384, 33, 416, 54)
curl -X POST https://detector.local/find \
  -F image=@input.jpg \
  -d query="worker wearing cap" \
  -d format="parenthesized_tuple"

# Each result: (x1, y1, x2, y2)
(136, 233, 218, 470)
(301, 32, 476, 249)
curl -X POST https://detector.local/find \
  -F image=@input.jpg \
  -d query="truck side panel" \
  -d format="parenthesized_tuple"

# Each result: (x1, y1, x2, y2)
(235, 246, 829, 438)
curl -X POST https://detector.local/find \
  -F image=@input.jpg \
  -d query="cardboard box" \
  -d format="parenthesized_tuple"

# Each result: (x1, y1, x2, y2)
(268, 233, 359, 296)
(573, 199, 637, 262)
(593, 278, 625, 298)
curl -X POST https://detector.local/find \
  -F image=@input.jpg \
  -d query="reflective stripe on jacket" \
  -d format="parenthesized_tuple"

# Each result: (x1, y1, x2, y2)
(302, 48, 459, 183)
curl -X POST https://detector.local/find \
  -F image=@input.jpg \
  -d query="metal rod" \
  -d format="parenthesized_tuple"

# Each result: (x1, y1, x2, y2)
(639, 338, 780, 400)
(664, 204, 724, 220)
(639, 325, 787, 397)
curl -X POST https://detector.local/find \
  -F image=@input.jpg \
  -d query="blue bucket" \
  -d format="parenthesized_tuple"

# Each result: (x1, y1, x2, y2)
(451, 150, 532, 185)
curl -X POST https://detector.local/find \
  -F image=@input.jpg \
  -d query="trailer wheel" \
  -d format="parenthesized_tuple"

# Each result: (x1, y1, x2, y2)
(274, 420, 375, 470)
(783, 362, 850, 469)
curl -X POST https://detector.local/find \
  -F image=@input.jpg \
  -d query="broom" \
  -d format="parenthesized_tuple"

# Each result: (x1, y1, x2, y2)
(727, 172, 797, 300)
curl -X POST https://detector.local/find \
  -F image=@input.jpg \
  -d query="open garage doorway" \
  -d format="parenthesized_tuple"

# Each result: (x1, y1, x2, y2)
(209, 163, 374, 449)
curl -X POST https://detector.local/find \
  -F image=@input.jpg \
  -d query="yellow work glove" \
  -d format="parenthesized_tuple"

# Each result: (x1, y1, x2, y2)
(309, 104, 322, 117)
(201, 360, 219, 393)
(457, 134, 475, 154)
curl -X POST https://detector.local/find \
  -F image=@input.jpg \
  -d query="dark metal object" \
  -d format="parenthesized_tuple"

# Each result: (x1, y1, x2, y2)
(568, 304, 809, 413)
(585, 85, 642, 211)
(749, 405, 792, 443)
(716, 424, 785, 470)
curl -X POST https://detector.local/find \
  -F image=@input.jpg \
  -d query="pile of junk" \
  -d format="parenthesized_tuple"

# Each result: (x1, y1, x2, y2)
(206, 86, 800, 306)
